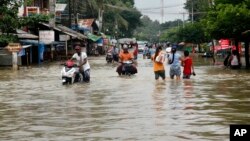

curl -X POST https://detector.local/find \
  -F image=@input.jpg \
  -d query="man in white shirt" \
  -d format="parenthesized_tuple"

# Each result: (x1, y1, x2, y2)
(71, 44, 91, 83)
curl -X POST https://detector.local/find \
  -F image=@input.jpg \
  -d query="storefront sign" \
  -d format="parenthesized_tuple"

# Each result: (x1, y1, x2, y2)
(39, 30, 55, 44)
(59, 34, 69, 41)
(56, 4, 67, 11)
(6, 43, 22, 52)
(26, 7, 40, 16)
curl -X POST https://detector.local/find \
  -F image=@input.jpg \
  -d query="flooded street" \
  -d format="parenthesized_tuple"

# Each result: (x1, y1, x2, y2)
(0, 54, 250, 141)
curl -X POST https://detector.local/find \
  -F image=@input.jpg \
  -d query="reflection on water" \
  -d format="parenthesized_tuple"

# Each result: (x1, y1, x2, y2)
(0, 55, 250, 141)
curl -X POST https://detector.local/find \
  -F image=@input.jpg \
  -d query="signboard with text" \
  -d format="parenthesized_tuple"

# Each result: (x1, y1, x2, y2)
(56, 4, 67, 11)
(39, 30, 55, 45)
(59, 34, 69, 41)
(6, 43, 22, 52)
(26, 7, 40, 16)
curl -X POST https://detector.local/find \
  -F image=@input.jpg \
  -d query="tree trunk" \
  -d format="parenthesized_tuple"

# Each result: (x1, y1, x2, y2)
(211, 40, 216, 64)
(198, 43, 201, 53)
(245, 41, 250, 69)
(235, 39, 239, 52)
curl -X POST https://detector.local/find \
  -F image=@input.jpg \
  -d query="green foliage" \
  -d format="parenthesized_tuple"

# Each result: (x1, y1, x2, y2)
(214, 0, 244, 5)
(20, 14, 50, 27)
(0, 0, 20, 45)
(159, 20, 184, 43)
(134, 16, 161, 42)
(184, 0, 210, 22)
(160, 27, 180, 43)
(0, 0, 50, 45)
(205, 3, 250, 40)
(160, 20, 182, 30)
(24, 0, 33, 6)
(0, 35, 18, 47)
(118, 8, 142, 37)
(0, 0, 20, 34)
(178, 22, 208, 44)
(66, 0, 141, 38)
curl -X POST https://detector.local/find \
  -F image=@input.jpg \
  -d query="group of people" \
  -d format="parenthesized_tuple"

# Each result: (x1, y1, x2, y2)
(68, 42, 245, 84)
(68, 43, 196, 83)
(152, 46, 195, 81)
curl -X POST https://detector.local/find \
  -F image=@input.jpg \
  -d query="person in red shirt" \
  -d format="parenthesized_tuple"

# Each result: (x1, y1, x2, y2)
(182, 50, 195, 79)
(133, 43, 139, 65)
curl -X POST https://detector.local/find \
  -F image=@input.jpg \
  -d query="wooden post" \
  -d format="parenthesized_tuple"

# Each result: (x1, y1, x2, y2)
(12, 52, 18, 70)
(212, 40, 216, 64)
(245, 41, 249, 68)
(51, 45, 54, 61)
(6, 43, 22, 70)
(26, 50, 29, 67)
(66, 39, 68, 59)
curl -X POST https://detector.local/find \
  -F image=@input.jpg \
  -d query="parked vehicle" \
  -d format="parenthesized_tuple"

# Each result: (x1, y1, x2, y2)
(202, 52, 213, 58)
(137, 41, 147, 53)
(106, 52, 113, 63)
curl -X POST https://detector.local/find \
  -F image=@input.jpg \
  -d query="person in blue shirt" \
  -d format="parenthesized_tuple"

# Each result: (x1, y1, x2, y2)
(167, 45, 183, 80)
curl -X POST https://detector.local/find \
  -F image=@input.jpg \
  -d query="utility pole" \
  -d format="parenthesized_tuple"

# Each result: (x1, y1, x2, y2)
(183, 12, 185, 28)
(73, 0, 77, 31)
(161, 0, 164, 23)
(191, 0, 194, 24)
(49, 0, 56, 27)
(68, 0, 72, 53)
(98, 0, 104, 32)
(68, 0, 72, 28)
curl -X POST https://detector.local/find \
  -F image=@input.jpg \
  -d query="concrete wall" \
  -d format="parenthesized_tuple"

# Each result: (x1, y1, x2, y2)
(0, 50, 21, 66)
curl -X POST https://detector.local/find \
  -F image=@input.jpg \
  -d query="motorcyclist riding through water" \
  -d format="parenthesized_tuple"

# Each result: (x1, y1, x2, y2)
(116, 45, 138, 75)
(70, 44, 91, 83)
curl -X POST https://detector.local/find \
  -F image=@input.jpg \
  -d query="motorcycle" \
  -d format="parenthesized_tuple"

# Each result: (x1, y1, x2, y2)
(106, 52, 113, 63)
(60, 60, 82, 85)
(121, 60, 136, 76)
(146, 52, 151, 59)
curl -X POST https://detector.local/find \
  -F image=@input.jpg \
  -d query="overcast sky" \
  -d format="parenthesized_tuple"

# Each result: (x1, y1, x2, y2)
(134, 0, 187, 23)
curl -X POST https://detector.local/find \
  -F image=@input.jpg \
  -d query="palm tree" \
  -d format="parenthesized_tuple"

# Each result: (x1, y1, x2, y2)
(73, 0, 130, 32)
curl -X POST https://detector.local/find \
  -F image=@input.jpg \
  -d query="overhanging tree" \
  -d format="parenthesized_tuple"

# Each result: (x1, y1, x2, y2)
(178, 22, 208, 52)
(0, 0, 21, 46)
(0, 0, 50, 47)
(204, 2, 250, 68)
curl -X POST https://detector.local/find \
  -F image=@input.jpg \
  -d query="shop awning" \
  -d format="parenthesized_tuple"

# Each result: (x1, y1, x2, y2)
(57, 25, 87, 40)
(87, 33, 102, 42)
(20, 39, 44, 45)
(16, 29, 38, 39)
(40, 23, 87, 40)
(1, 30, 38, 39)
(22, 45, 32, 48)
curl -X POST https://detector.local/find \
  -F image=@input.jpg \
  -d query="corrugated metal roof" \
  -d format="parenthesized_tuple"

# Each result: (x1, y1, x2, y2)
(78, 19, 95, 28)
(40, 23, 87, 40)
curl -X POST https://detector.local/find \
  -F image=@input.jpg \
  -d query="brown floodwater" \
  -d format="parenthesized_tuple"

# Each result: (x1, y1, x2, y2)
(0, 54, 249, 141)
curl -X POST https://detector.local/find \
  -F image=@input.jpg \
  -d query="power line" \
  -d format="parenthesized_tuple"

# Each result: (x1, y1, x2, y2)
(138, 4, 183, 11)
(142, 11, 207, 15)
